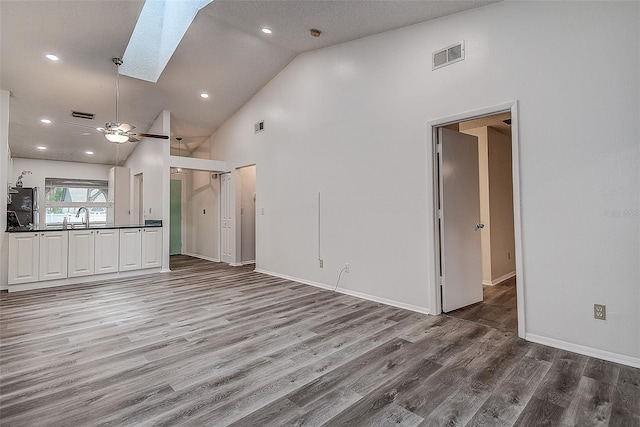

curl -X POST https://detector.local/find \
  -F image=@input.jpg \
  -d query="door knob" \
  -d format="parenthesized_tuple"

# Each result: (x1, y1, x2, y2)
(475, 223, 485, 231)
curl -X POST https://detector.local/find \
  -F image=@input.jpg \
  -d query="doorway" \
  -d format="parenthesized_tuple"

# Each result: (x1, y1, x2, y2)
(220, 173, 232, 264)
(238, 165, 256, 265)
(169, 178, 183, 255)
(428, 102, 525, 337)
(133, 173, 143, 224)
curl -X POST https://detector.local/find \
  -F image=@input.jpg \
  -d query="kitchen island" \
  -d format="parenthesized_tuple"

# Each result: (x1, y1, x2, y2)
(6, 222, 163, 291)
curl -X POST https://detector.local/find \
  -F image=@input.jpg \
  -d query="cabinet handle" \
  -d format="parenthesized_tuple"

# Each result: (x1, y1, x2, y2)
(41, 233, 44, 236)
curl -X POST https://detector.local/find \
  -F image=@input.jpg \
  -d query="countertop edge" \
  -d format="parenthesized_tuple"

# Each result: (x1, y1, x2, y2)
(6, 224, 163, 233)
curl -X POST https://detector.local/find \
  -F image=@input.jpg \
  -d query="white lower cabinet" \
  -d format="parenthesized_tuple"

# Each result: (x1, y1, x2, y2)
(8, 233, 40, 285)
(39, 231, 68, 281)
(8, 226, 162, 287)
(95, 229, 120, 274)
(119, 228, 142, 271)
(68, 229, 95, 278)
(142, 227, 163, 269)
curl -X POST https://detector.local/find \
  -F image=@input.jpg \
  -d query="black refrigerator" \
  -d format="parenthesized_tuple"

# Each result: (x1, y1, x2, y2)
(7, 187, 39, 228)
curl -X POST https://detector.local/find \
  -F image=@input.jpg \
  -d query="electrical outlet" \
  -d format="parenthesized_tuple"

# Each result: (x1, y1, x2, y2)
(344, 263, 350, 273)
(594, 304, 606, 320)
(319, 259, 323, 268)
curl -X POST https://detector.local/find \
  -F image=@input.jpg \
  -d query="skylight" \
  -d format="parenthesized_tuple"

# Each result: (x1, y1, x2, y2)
(120, 0, 213, 83)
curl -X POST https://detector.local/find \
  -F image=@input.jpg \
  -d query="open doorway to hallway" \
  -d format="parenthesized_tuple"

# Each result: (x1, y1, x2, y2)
(238, 165, 256, 265)
(435, 111, 518, 333)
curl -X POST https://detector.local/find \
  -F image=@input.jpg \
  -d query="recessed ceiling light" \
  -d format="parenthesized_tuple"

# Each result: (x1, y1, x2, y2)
(40, 118, 52, 124)
(36, 146, 47, 150)
(85, 151, 94, 155)
(45, 54, 59, 61)
(200, 92, 209, 99)
(261, 28, 272, 34)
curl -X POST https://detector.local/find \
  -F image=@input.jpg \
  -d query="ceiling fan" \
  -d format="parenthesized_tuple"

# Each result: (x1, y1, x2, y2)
(65, 58, 168, 143)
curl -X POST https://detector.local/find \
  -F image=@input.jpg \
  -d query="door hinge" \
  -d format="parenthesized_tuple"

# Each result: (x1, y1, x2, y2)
(439, 276, 444, 287)
(437, 142, 442, 153)
(438, 209, 442, 219)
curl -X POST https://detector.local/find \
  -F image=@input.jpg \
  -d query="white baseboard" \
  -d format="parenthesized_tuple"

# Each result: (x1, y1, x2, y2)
(241, 260, 256, 265)
(482, 271, 516, 286)
(182, 252, 221, 263)
(254, 269, 431, 315)
(526, 333, 640, 369)
(8, 267, 163, 293)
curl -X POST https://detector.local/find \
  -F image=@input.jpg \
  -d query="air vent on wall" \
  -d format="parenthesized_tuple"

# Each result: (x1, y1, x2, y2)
(432, 41, 464, 70)
(254, 120, 264, 133)
(71, 110, 95, 120)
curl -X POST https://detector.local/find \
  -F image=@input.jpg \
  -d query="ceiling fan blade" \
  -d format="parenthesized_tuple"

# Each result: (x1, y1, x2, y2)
(127, 136, 140, 143)
(133, 133, 169, 139)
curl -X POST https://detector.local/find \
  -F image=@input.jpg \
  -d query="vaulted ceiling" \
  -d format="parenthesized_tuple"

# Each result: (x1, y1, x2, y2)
(1, 0, 498, 165)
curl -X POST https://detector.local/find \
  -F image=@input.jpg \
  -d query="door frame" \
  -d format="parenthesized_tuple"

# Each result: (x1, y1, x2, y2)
(426, 101, 526, 338)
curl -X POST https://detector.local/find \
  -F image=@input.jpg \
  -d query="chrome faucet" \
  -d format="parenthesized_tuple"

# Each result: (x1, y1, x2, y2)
(76, 207, 90, 228)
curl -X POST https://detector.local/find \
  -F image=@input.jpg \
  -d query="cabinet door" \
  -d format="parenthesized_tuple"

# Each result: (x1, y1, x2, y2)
(39, 231, 68, 281)
(95, 229, 120, 274)
(141, 228, 162, 269)
(8, 233, 40, 284)
(68, 230, 95, 277)
(119, 228, 142, 271)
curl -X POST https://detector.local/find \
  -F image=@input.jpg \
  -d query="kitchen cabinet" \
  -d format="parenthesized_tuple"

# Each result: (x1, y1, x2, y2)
(108, 166, 131, 226)
(7, 225, 162, 290)
(119, 228, 142, 271)
(142, 227, 163, 269)
(8, 232, 40, 284)
(95, 229, 120, 274)
(68, 229, 95, 278)
(39, 231, 68, 281)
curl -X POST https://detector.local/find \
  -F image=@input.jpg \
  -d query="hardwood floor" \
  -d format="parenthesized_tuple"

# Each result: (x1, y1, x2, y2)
(446, 277, 518, 332)
(1, 256, 638, 426)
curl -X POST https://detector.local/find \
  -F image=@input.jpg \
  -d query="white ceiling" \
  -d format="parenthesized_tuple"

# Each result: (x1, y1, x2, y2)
(1, 0, 498, 165)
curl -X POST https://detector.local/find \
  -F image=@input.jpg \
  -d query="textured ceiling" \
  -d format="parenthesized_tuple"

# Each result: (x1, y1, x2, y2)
(1, 0, 499, 165)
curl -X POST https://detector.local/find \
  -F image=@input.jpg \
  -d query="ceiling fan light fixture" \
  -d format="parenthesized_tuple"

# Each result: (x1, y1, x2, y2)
(105, 132, 129, 144)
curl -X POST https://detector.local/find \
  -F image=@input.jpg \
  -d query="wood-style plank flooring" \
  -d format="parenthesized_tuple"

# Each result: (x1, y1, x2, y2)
(447, 277, 518, 332)
(1, 256, 638, 426)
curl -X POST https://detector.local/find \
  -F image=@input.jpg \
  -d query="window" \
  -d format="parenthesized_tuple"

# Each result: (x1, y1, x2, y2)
(45, 178, 109, 226)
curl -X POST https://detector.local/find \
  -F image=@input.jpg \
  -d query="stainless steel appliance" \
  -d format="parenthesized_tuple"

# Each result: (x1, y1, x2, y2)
(6, 187, 39, 229)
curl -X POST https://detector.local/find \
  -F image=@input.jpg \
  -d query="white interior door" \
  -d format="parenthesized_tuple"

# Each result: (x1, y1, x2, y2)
(439, 128, 483, 312)
(220, 173, 233, 264)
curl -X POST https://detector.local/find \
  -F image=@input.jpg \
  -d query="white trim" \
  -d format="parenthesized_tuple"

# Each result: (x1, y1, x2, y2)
(255, 269, 431, 315)
(526, 333, 640, 369)
(229, 262, 242, 267)
(8, 267, 163, 292)
(242, 260, 256, 265)
(182, 252, 220, 263)
(482, 271, 516, 286)
(426, 101, 526, 339)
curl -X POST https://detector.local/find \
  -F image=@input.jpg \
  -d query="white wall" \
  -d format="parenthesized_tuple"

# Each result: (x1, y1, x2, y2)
(10, 158, 112, 226)
(210, 1, 640, 365)
(125, 110, 171, 271)
(487, 127, 515, 281)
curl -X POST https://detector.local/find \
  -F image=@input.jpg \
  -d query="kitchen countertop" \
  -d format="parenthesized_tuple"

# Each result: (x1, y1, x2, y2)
(6, 221, 162, 233)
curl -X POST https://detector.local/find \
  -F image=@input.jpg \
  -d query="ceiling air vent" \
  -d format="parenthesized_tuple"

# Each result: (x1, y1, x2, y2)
(432, 41, 464, 70)
(254, 120, 264, 133)
(71, 110, 95, 120)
